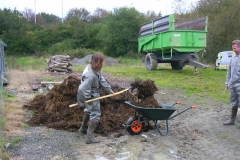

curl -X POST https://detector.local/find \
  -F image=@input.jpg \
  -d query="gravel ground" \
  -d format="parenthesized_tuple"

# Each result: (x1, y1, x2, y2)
(7, 127, 77, 160)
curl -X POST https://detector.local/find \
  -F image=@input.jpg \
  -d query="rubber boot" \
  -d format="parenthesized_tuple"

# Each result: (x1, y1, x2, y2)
(85, 121, 100, 144)
(223, 107, 238, 125)
(78, 113, 89, 134)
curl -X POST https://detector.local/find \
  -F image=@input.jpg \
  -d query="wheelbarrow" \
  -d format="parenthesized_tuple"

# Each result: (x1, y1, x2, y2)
(123, 101, 197, 136)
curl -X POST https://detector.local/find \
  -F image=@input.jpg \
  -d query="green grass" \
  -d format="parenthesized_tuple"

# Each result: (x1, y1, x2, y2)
(9, 137, 22, 148)
(102, 63, 228, 103)
(7, 93, 16, 98)
(5, 56, 47, 70)
(236, 126, 240, 130)
(41, 77, 55, 81)
(116, 57, 141, 65)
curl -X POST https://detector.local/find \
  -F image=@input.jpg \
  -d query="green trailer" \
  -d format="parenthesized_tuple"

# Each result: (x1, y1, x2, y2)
(138, 14, 208, 71)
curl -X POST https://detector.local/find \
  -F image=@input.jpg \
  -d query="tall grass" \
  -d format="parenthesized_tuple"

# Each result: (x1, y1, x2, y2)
(5, 56, 47, 71)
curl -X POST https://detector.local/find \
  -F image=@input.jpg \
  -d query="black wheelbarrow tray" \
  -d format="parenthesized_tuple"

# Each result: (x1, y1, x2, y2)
(123, 101, 197, 136)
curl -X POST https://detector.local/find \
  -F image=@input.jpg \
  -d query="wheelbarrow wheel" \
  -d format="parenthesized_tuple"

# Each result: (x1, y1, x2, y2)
(126, 116, 144, 135)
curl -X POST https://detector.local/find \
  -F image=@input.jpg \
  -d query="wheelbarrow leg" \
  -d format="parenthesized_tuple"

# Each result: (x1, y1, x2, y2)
(153, 120, 169, 136)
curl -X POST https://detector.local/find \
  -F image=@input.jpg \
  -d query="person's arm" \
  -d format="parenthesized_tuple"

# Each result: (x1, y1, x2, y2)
(77, 75, 93, 106)
(99, 72, 113, 94)
(230, 70, 240, 87)
(226, 64, 231, 89)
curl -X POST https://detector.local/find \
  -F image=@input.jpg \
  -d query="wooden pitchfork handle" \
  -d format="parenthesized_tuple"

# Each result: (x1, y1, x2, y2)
(69, 87, 131, 108)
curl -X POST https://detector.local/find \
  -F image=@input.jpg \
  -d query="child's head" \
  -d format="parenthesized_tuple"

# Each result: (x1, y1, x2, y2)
(91, 53, 104, 72)
(232, 39, 240, 54)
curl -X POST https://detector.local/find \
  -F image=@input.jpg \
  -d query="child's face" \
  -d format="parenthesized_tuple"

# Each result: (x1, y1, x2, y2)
(94, 60, 104, 72)
(232, 44, 240, 54)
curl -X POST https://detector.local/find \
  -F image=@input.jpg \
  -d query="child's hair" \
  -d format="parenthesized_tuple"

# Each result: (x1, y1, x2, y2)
(232, 39, 240, 47)
(91, 53, 104, 71)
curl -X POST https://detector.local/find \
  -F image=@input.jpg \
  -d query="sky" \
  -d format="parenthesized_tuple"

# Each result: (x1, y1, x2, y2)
(1, 0, 197, 18)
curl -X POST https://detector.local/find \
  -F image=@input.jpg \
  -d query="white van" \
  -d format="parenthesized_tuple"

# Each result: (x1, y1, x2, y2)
(215, 51, 235, 70)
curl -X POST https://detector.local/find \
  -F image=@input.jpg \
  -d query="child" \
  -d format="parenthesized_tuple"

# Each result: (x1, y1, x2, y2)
(224, 40, 240, 125)
(77, 53, 114, 144)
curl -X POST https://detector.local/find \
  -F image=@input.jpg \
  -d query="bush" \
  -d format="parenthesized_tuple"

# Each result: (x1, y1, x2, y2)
(47, 40, 75, 54)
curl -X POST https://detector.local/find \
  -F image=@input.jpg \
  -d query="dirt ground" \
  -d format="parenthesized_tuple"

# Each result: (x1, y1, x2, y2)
(4, 70, 240, 160)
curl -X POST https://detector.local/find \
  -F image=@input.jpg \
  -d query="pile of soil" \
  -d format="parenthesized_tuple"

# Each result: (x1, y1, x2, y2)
(23, 75, 160, 135)
(130, 78, 160, 108)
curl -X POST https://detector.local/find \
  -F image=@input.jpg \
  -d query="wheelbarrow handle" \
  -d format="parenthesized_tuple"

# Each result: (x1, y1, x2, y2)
(168, 105, 197, 120)
(69, 87, 131, 108)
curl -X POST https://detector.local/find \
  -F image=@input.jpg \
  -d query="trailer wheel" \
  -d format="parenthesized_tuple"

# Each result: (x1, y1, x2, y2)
(171, 61, 184, 70)
(145, 53, 158, 70)
(126, 116, 144, 135)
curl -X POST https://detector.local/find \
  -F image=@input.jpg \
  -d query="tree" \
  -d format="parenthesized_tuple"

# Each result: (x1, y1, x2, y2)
(90, 8, 109, 24)
(2, 28, 36, 55)
(190, 0, 240, 62)
(145, 10, 161, 20)
(172, 0, 191, 14)
(65, 8, 92, 22)
(97, 7, 146, 57)
(40, 12, 61, 24)
(34, 24, 56, 50)
(0, 8, 36, 55)
(22, 8, 35, 23)
(0, 8, 23, 35)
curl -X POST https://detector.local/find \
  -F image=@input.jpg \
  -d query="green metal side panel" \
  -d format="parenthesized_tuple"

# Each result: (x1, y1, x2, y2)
(138, 30, 207, 53)
(138, 14, 208, 54)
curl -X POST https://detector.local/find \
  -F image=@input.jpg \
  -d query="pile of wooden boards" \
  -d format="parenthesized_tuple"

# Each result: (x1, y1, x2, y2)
(46, 55, 72, 73)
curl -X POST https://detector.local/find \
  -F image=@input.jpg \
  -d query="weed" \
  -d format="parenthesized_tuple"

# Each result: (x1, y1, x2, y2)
(41, 77, 54, 82)
(7, 93, 16, 98)
(117, 57, 123, 64)
(70, 143, 76, 147)
(22, 123, 30, 128)
(30, 110, 35, 115)
(9, 137, 22, 148)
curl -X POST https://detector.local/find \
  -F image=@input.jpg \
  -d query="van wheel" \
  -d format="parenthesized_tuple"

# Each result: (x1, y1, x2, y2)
(145, 53, 158, 70)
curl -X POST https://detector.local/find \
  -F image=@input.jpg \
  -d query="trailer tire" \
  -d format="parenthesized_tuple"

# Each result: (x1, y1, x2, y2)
(171, 61, 184, 70)
(145, 53, 158, 70)
(126, 116, 144, 135)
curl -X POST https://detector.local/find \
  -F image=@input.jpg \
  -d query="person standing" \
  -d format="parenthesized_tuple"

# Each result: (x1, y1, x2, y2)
(77, 53, 114, 143)
(224, 40, 240, 125)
